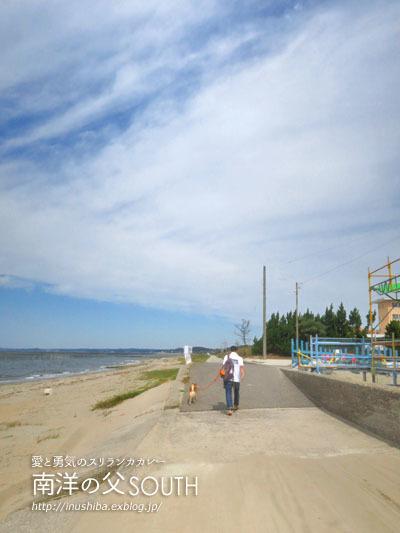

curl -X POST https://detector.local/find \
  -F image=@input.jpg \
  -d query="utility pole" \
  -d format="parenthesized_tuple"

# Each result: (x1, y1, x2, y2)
(263, 266, 267, 359)
(295, 282, 299, 349)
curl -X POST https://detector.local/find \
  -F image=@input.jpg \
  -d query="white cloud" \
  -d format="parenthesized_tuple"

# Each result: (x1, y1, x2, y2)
(0, 275, 35, 290)
(1, 0, 400, 325)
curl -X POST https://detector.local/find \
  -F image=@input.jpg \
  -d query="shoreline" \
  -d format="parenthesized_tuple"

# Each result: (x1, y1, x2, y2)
(0, 354, 182, 387)
(0, 355, 182, 399)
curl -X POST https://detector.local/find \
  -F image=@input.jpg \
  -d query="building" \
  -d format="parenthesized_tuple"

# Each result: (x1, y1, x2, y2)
(373, 298, 400, 334)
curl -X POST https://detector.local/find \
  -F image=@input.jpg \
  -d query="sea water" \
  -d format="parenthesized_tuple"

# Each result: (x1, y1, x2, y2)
(0, 351, 176, 384)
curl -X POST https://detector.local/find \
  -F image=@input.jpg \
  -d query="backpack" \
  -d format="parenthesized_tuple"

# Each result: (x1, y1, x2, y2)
(221, 354, 234, 382)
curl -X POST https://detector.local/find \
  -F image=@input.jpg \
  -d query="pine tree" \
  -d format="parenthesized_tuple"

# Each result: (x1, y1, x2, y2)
(336, 302, 349, 337)
(348, 307, 362, 337)
(299, 315, 327, 339)
(364, 310, 377, 334)
(385, 320, 400, 338)
(322, 304, 338, 337)
(252, 303, 371, 356)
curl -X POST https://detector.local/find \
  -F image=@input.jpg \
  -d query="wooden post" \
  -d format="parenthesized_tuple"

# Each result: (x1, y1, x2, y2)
(295, 282, 299, 350)
(263, 266, 267, 360)
(393, 332, 397, 386)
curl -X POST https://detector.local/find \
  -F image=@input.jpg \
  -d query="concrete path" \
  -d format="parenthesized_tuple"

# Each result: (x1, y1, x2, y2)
(181, 362, 314, 411)
(72, 403, 400, 533)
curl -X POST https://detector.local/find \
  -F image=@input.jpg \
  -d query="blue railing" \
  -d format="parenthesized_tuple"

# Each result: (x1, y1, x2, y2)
(291, 335, 399, 384)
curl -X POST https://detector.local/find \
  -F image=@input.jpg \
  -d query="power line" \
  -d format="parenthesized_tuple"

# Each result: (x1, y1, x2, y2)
(287, 233, 369, 265)
(301, 236, 400, 286)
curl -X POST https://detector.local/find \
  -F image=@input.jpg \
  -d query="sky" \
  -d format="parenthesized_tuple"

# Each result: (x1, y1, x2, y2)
(0, 0, 399, 349)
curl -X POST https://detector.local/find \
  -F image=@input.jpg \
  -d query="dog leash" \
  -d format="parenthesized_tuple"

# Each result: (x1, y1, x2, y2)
(197, 372, 221, 392)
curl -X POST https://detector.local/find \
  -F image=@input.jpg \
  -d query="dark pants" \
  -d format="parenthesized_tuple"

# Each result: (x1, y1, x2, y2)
(224, 381, 240, 409)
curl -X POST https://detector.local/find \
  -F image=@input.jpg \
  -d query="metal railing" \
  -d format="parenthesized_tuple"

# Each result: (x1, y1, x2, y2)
(291, 335, 400, 385)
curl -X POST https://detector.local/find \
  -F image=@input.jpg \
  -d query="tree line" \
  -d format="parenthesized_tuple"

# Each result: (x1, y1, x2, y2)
(252, 303, 399, 356)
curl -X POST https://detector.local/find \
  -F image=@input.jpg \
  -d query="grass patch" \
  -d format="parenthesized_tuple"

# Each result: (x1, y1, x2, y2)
(93, 368, 179, 410)
(93, 388, 147, 410)
(237, 346, 253, 357)
(140, 368, 179, 381)
(191, 353, 210, 363)
(37, 432, 59, 443)
(0, 421, 22, 431)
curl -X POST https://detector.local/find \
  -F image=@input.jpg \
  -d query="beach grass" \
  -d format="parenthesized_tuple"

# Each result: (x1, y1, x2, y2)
(0, 421, 22, 430)
(37, 432, 60, 443)
(93, 367, 179, 410)
(139, 368, 179, 381)
(177, 353, 210, 364)
(191, 353, 210, 363)
(178, 353, 210, 364)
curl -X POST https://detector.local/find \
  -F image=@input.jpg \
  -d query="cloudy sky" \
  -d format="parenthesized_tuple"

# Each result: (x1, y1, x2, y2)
(0, 0, 399, 348)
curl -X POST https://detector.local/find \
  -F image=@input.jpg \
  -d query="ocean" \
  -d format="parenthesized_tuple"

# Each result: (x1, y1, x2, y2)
(0, 351, 179, 384)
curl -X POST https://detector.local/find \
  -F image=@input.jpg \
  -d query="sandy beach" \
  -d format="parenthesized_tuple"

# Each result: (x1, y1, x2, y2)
(0, 357, 184, 522)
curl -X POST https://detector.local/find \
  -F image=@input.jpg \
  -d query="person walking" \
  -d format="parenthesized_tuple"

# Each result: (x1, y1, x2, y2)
(222, 345, 245, 415)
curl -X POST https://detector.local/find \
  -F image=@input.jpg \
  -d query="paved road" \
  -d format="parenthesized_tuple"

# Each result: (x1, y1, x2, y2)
(75, 392, 400, 533)
(181, 362, 314, 411)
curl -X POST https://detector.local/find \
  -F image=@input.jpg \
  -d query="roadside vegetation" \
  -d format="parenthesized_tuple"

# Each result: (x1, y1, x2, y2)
(92, 368, 179, 410)
(191, 353, 210, 363)
(0, 421, 23, 430)
(252, 303, 399, 356)
(37, 432, 60, 443)
(213, 347, 252, 358)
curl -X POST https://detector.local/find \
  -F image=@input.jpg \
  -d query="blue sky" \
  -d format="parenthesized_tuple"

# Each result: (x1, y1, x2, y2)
(0, 0, 399, 348)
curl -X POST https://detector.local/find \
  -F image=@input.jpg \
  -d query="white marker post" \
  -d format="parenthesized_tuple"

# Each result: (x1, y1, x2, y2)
(184, 346, 192, 364)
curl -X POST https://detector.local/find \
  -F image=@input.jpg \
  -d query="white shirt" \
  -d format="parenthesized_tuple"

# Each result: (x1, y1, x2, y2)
(222, 352, 244, 382)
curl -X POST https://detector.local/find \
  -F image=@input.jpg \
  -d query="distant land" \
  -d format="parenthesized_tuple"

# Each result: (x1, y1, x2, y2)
(0, 346, 214, 354)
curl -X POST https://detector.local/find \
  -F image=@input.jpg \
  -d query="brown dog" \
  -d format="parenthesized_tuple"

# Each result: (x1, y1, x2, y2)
(188, 383, 197, 405)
